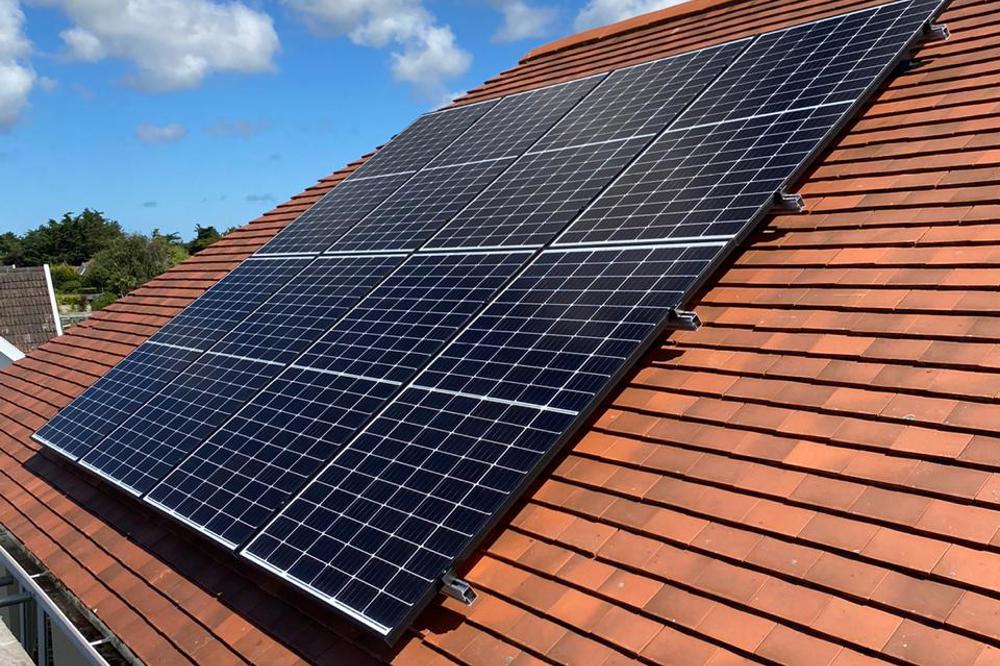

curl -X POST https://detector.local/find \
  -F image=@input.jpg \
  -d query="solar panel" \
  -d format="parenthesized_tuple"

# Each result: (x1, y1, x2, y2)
(413, 245, 718, 412)
(556, 105, 845, 247)
(147, 369, 400, 547)
(351, 101, 498, 177)
(243, 385, 576, 635)
(211, 255, 404, 364)
(425, 137, 649, 250)
(34, 344, 202, 460)
(428, 77, 602, 167)
(325, 160, 515, 254)
(296, 252, 531, 382)
(676, 0, 940, 128)
(256, 173, 414, 256)
(534, 40, 747, 151)
(79, 353, 285, 495)
(145, 251, 531, 547)
(150, 257, 312, 350)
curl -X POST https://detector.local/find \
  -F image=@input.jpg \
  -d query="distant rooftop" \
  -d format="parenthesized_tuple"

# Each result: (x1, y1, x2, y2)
(0, 266, 62, 353)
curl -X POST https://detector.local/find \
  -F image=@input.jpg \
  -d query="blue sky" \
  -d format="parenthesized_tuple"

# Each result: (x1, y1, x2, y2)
(0, 0, 683, 240)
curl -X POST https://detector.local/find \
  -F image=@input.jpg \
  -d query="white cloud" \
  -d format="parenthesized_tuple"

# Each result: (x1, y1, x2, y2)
(135, 122, 187, 143)
(0, 0, 35, 128)
(574, 0, 687, 31)
(283, 0, 471, 98)
(37, 75, 58, 91)
(206, 118, 270, 137)
(38, 0, 279, 90)
(491, 0, 557, 43)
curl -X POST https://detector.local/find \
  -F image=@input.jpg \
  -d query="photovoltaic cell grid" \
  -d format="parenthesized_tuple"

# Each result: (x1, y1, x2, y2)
(147, 369, 400, 547)
(351, 101, 497, 177)
(557, 105, 845, 246)
(326, 160, 515, 253)
(244, 386, 576, 633)
(150, 257, 312, 350)
(146, 251, 532, 547)
(677, 0, 940, 128)
(211, 254, 404, 364)
(257, 173, 413, 256)
(428, 77, 602, 167)
(426, 137, 650, 250)
(78, 354, 284, 495)
(557, 0, 938, 247)
(414, 245, 719, 412)
(34, 344, 202, 460)
(296, 252, 532, 382)
(535, 40, 748, 151)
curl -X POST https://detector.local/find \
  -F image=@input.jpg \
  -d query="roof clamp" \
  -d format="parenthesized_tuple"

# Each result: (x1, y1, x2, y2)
(441, 571, 477, 605)
(667, 309, 702, 331)
(773, 191, 806, 213)
(925, 22, 950, 42)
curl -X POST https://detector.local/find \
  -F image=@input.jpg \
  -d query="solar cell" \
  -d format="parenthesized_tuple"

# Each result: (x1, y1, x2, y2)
(414, 245, 718, 412)
(676, 0, 940, 128)
(80, 353, 284, 495)
(426, 137, 649, 250)
(556, 104, 845, 247)
(145, 251, 530, 548)
(33, 343, 202, 460)
(148, 369, 399, 547)
(351, 101, 497, 177)
(256, 173, 413, 256)
(297, 252, 531, 382)
(326, 160, 514, 254)
(535, 40, 747, 151)
(150, 257, 312, 350)
(211, 254, 404, 364)
(243, 386, 576, 635)
(429, 77, 602, 167)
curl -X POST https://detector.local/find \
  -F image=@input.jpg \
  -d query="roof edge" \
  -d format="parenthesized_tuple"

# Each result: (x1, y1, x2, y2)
(522, 0, 740, 62)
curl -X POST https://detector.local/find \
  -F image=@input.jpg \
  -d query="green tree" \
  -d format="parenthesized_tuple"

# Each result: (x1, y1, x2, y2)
(0, 232, 22, 265)
(187, 224, 223, 254)
(20, 210, 123, 266)
(152, 229, 190, 265)
(83, 234, 173, 297)
(49, 263, 82, 293)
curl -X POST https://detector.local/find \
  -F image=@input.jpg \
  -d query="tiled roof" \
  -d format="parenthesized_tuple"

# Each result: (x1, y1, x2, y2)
(0, 266, 61, 353)
(1, 0, 999, 663)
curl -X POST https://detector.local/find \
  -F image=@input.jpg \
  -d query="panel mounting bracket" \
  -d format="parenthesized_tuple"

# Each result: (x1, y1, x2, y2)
(667, 309, 701, 331)
(925, 22, 950, 42)
(773, 191, 806, 213)
(441, 571, 477, 605)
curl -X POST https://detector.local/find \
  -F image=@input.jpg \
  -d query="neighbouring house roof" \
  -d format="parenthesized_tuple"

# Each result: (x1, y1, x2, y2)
(1, 0, 999, 663)
(0, 265, 62, 354)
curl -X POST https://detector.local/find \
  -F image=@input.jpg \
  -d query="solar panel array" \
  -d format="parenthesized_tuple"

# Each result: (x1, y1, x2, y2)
(35, 0, 942, 643)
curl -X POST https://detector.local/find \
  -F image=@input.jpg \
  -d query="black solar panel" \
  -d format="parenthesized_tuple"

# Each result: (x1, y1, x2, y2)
(326, 160, 514, 253)
(211, 255, 404, 364)
(296, 252, 531, 382)
(79, 353, 284, 495)
(429, 77, 602, 167)
(352, 101, 497, 177)
(414, 245, 718, 412)
(257, 174, 413, 256)
(243, 386, 576, 634)
(557, 105, 845, 246)
(147, 369, 400, 547)
(144, 251, 530, 548)
(535, 40, 747, 151)
(426, 137, 649, 250)
(676, 0, 938, 127)
(150, 257, 312, 350)
(34, 343, 202, 460)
